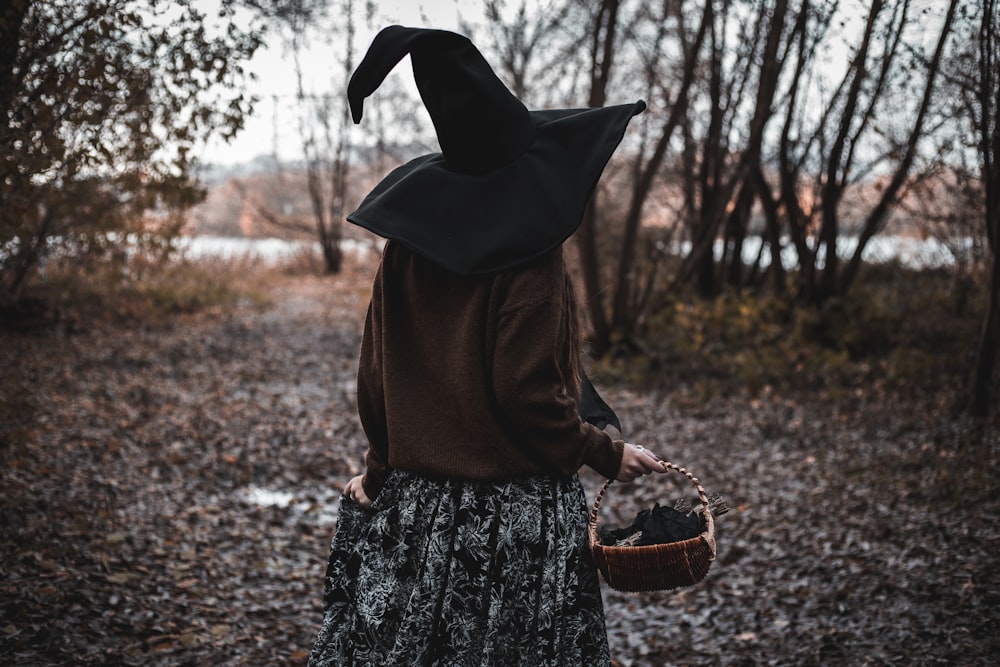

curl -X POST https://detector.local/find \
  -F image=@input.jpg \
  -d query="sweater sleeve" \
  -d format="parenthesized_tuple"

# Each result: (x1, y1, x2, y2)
(491, 264, 624, 479)
(356, 275, 393, 499)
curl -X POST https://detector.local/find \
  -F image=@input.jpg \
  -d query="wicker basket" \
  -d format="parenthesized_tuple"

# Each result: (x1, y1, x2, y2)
(588, 462, 717, 593)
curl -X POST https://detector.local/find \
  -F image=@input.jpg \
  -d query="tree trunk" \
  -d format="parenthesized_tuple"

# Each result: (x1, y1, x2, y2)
(816, 0, 884, 303)
(753, 166, 787, 295)
(970, 0, 1000, 416)
(679, 0, 788, 293)
(611, 0, 709, 335)
(693, 5, 723, 299)
(972, 245, 1000, 416)
(575, 0, 619, 354)
(0, 1, 30, 300)
(840, 0, 959, 294)
(321, 0, 355, 276)
(0, 0, 27, 113)
(776, 1, 816, 301)
(723, 181, 754, 289)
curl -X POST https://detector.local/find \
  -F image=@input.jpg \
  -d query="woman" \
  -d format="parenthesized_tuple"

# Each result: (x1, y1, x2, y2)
(308, 25, 666, 666)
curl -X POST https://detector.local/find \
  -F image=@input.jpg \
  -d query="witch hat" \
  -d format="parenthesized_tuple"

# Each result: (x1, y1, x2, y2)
(346, 25, 645, 276)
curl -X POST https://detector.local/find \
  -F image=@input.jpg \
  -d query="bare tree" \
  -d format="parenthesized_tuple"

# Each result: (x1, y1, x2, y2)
(930, 0, 1000, 416)
(765, 0, 836, 300)
(246, 0, 354, 274)
(566, 0, 716, 353)
(473, 0, 584, 100)
(764, 0, 960, 304)
(574, 0, 622, 353)
(838, 0, 961, 293)
(300, 0, 356, 274)
(611, 0, 712, 334)
(956, 0, 1000, 416)
(678, 0, 794, 297)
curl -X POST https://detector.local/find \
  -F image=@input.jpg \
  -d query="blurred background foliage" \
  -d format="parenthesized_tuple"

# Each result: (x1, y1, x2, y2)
(0, 0, 262, 300)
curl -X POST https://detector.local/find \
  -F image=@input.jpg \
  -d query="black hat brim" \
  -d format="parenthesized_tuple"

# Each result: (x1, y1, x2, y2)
(347, 101, 646, 275)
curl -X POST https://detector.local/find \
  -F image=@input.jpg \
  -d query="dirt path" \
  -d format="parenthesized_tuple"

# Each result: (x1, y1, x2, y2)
(2, 266, 999, 665)
(2, 272, 372, 665)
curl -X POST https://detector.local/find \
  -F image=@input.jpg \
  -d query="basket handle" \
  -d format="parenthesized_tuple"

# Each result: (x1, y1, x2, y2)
(589, 462, 716, 556)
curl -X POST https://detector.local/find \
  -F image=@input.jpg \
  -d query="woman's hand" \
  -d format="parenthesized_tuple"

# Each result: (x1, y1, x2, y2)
(343, 474, 372, 508)
(615, 443, 668, 482)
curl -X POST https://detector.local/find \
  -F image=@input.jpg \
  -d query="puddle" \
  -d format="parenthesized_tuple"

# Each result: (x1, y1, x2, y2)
(238, 485, 341, 525)
(244, 486, 295, 507)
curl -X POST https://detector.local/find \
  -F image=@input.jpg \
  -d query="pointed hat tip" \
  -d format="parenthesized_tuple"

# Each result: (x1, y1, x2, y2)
(348, 25, 465, 126)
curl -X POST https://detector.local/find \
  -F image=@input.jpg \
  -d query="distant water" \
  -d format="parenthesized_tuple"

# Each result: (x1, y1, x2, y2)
(178, 234, 968, 270)
(176, 236, 378, 263)
(683, 235, 972, 270)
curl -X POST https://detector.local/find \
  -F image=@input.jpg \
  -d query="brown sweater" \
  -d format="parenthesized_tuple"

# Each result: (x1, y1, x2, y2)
(357, 241, 624, 499)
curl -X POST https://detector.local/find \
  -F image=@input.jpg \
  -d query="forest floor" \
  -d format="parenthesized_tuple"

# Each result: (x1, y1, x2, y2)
(2, 250, 999, 666)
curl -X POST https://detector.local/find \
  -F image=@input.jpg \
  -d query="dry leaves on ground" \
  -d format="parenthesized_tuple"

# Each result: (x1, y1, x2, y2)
(2, 261, 998, 666)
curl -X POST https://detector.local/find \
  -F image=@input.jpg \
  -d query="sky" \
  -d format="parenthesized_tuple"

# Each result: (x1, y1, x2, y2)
(195, 0, 945, 169)
(197, 1, 469, 167)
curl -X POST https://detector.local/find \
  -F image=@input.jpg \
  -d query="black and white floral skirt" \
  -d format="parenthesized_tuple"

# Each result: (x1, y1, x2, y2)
(307, 470, 610, 666)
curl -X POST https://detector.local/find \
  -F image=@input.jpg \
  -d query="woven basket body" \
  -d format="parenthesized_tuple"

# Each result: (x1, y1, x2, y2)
(588, 463, 716, 593)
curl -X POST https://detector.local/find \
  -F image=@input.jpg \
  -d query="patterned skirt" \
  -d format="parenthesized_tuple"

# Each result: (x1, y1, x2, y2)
(307, 470, 610, 666)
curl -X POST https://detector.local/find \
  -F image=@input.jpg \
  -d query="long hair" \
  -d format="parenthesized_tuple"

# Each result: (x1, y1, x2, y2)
(561, 260, 584, 400)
